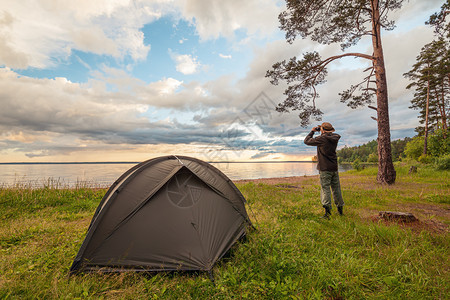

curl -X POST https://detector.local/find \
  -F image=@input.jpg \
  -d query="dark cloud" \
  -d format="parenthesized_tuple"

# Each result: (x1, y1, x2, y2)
(251, 152, 275, 159)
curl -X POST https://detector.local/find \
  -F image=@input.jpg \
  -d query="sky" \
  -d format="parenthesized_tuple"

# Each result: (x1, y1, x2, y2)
(0, 0, 445, 163)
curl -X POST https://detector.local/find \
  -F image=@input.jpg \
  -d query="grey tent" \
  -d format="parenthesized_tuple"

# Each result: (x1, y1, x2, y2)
(70, 155, 251, 274)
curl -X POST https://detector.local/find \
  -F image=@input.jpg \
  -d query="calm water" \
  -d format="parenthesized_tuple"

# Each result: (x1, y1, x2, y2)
(0, 162, 352, 188)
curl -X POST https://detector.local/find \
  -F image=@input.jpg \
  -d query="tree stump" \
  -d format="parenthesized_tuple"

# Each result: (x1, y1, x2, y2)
(409, 166, 417, 174)
(379, 211, 418, 223)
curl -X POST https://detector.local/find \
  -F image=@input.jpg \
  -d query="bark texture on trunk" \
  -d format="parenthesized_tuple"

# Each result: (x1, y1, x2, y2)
(423, 74, 430, 155)
(372, 0, 396, 184)
(440, 77, 448, 135)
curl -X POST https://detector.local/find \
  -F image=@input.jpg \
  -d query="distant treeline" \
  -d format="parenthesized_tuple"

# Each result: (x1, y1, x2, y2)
(337, 138, 412, 163)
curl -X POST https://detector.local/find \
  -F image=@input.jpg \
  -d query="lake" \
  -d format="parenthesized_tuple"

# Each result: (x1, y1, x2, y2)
(0, 162, 352, 188)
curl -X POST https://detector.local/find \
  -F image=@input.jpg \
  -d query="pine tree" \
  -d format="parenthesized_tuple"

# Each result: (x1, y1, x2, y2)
(427, 0, 450, 136)
(426, 0, 450, 39)
(406, 41, 449, 128)
(405, 1, 449, 147)
(266, 0, 401, 184)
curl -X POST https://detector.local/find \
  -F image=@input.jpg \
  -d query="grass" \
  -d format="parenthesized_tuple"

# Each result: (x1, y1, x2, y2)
(0, 164, 448, 299)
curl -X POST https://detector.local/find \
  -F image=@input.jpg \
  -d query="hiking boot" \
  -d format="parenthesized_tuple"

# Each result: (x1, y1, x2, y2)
(321, 206, 331, 219)
(337, 206, 344, 216)
(321, 212, 330, 219)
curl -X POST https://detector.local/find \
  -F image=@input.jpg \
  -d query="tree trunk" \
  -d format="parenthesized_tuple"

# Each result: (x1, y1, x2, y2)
(372, 0, 396, 184)
(424, 74, 430, 155)
(434, 87, 443, 128)
(441, 78, 448, 135)
(435, 83, 448, 138)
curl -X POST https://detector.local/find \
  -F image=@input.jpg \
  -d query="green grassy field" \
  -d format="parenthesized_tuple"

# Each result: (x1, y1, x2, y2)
(1, 165, 448, 299)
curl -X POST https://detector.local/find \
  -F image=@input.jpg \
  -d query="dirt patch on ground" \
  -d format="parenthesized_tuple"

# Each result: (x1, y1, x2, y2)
(369, 215, 448, 234)
(394, 202, 450, 219)
(371, 202, 450, 234)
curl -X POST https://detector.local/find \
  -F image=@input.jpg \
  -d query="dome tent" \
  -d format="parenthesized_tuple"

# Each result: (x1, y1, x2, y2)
(70, 155, 252, 274)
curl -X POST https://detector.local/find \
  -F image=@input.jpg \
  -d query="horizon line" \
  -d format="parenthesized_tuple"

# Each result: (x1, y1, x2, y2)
(0, 160, 316, 165)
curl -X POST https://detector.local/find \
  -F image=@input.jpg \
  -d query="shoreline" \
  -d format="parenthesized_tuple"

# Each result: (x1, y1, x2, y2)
(0, 160, 315, 165)
(0, 174, 319, 189)
(1, 175, 322, 189)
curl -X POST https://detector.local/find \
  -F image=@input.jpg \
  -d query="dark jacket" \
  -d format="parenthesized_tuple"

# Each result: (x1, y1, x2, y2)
(304, 131, 341, 171)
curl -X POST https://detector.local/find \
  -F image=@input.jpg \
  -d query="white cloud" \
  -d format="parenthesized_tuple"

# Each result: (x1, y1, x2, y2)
(219, 53, 232, 59)
(178, 0, 282, 40)
(176, 54, 200, 74)
(147, 77, 183, 95)
(0, 0, 283, 70)
(0, 0, 170, 69)
(169, 49, 201, 74)
(71, 27, 120, 57)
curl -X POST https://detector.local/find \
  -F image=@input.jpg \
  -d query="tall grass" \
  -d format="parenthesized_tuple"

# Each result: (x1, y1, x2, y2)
(0, 167, 448, 299)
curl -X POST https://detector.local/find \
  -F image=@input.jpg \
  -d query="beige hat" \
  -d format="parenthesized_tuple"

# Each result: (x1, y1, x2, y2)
(321, 122, 335, 132)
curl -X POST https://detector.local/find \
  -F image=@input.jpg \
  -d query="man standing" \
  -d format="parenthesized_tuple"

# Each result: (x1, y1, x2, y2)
(304, 122, 344, 219)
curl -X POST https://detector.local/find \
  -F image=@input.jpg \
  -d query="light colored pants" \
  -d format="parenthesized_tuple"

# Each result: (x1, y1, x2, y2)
(319, 171, 344, 209)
